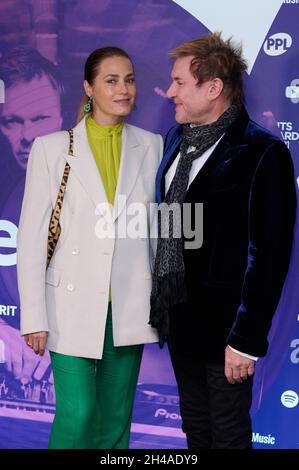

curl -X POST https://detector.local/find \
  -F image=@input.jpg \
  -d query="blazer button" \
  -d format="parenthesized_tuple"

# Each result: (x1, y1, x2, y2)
(72, 248, 80, 255)
(67, 283, 75, 292)
(144, 272, 151, 280)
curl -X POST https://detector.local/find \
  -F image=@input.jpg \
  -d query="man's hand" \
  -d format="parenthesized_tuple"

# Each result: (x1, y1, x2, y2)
(224, 346, 255, 384)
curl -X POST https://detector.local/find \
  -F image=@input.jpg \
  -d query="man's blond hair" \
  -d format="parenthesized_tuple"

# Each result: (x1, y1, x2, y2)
(170, 32, 247, 103)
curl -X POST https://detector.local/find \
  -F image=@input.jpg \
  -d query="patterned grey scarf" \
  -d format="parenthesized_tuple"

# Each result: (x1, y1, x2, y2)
(149, 102, 242, 345)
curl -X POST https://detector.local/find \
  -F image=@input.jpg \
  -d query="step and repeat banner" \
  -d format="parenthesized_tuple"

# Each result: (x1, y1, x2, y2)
(0, 0, 299, 449)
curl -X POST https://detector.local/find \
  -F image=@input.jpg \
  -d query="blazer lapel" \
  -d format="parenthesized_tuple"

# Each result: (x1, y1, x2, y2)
(112, 124, 146, 222)
(186, 108, 251, 195)
(63, 116, 112, 226)
(157, 128, 182, 203)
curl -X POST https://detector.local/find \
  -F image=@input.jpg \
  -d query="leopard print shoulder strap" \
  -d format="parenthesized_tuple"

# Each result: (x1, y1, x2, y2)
(47, 129, 74, 268)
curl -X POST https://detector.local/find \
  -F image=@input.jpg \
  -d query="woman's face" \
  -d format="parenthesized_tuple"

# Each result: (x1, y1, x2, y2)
(84, 55, 136, 125)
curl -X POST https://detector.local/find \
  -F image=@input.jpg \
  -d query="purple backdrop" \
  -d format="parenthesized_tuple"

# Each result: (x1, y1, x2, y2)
(0, 0, 298, 449)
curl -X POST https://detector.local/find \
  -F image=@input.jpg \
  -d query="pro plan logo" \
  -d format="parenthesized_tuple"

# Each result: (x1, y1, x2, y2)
(263, 33, 292, 56)
(281, 390, 299, 408)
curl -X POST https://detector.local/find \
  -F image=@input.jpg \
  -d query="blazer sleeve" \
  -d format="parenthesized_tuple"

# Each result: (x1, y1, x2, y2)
(17, 137, 52, 335)
(227, 141, 296, 357)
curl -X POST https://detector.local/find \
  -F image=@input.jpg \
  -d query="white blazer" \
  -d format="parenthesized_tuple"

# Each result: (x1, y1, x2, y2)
(17, 116, 163, 359)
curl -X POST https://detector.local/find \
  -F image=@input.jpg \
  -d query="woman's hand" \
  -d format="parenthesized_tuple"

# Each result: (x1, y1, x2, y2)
(24, 332, 48, 356)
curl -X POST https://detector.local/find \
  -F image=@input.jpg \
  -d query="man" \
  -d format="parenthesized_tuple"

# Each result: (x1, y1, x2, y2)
(0, 47, 64, 390)
(0, 46, 63, 171)
(150, 33, 296, 449)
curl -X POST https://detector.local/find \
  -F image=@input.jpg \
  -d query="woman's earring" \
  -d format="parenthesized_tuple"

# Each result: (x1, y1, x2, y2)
(84, 96, 93, 113)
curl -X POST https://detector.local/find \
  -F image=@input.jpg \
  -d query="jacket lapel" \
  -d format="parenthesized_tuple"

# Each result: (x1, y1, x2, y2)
(158, 108, 251, 201)
(63, 116, 112, 226)
(112, 124, 146, 222)
(156, 125, 183, 203)
(63, 120, 146, 225)
(186, 108, 251, 196)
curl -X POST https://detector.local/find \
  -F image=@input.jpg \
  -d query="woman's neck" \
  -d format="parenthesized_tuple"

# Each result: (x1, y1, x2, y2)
(90, 113, 124, 127)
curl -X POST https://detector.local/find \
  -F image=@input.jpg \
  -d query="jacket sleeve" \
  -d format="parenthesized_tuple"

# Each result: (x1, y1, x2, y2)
(227, 141, 296, 356)
(17, 137, 52, 335)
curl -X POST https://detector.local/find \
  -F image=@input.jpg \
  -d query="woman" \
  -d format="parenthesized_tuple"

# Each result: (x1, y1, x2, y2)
(17, 47, 163, 449)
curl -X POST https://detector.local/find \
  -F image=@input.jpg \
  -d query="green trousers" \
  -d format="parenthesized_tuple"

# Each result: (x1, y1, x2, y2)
(48, 304, 143, 449)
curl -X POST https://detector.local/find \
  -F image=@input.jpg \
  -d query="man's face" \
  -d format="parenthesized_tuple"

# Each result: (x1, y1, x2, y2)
(0, 75, 62, 169)
(167, 56, 213, 126)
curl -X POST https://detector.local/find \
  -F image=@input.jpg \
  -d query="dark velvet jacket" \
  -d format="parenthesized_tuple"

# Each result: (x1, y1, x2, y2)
(156, 108, 296, 361)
